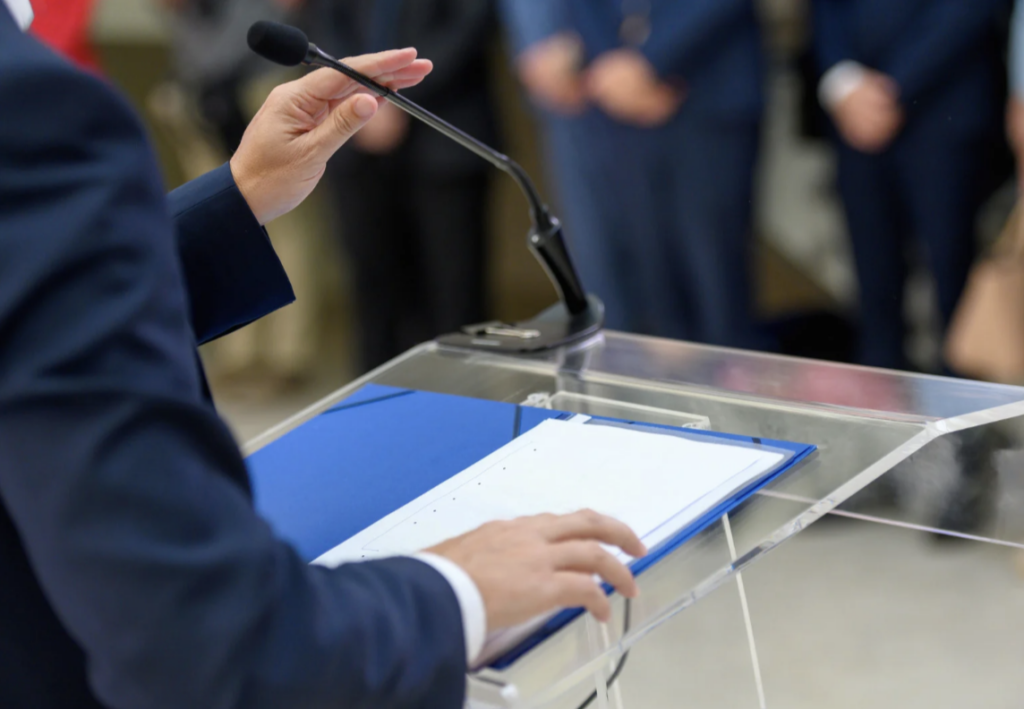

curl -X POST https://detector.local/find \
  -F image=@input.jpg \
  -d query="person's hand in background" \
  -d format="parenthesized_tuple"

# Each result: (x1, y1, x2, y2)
(830, 70, 903, 154)
(586, 48, 683, 128)
(354, 101, 411, 154)
(229, 48, 432, 225)
(517, 33, 589, 116)
(428, 509, 646, 631)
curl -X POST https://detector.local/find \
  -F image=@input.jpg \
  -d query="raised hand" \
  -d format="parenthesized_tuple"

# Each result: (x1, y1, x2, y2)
(230, 48, 433, 224)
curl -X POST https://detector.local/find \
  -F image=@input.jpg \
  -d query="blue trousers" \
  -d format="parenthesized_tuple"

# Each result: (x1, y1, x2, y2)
(835, 125, 990, 370)
(540, 109, 761, 348)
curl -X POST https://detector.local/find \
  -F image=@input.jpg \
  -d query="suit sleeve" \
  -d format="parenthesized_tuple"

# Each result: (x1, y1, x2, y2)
(641, 0, 754, 78)
(167, 165, 295, 346)
(498, 0, 572, 56)
(0, 56, 466, 709)
(881, 0, 1009, 105)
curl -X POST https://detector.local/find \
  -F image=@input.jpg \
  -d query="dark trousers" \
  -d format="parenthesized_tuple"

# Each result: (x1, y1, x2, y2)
(542, 110, 761, 348)
(835, 126, 990, 370)
(332, 153, 488, 371)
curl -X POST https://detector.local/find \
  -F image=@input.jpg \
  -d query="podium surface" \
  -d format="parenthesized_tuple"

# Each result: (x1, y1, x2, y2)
(245, 332, 1024, 708)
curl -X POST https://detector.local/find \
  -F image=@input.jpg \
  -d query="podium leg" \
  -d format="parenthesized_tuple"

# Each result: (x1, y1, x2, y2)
(584, 613, 627, 709)
(723, 513, 767, 709)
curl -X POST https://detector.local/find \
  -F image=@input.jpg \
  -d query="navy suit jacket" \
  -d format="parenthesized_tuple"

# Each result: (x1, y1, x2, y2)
(813, 0, 1010, 138)
(0, 10, 465, 709)
(500, 0, 763, 122)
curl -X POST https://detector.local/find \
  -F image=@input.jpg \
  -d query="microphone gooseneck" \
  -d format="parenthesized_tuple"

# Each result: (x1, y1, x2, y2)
(248, 22, 554, 233)
(247, 21, 592, 319)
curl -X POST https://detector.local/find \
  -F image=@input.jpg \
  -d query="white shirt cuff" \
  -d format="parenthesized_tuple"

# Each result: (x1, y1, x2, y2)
(413, 552, 487, 666)
(818, 60, 868, 111)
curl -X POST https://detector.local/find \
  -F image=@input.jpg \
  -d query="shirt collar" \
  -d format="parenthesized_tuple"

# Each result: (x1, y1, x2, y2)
(3, 0, 33, 30)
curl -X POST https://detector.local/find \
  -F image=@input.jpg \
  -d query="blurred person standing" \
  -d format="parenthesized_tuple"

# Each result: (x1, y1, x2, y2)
(501, 0, 765, 347)
(813, 0, 1010, 371)
(307, 0, 498, 372)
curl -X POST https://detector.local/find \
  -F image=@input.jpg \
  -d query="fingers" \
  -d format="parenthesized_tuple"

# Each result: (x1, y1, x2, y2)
(309, 93, 379, 155)
(874, 74, 900, 99)
(551, 573, 613, 622)
(837, 85, 904, 153)
(853, 112, 902, 153)
(370, 61, 434, 87)
(585, 68, 614, 99)
(539, 509, 647, 559)
(341, 48, 424, 82)
(318, 62, 434, 115)
(378, 73, 431, 92)
(296, 49, 432, 102)
(550, 541, 639, 599)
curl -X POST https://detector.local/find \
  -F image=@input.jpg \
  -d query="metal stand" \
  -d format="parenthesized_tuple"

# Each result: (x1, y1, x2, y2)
(438, 218, 604, 354)
(438, 294, 604, 354)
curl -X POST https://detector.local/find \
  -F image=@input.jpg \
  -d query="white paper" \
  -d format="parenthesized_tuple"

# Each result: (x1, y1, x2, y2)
(312, 417, 784, 663)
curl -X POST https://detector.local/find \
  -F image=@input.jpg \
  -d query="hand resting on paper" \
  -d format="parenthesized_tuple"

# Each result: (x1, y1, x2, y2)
(428, 509, 646, 631)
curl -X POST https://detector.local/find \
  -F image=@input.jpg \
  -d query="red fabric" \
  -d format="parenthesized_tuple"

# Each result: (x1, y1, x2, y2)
(29, 0, 102, 72)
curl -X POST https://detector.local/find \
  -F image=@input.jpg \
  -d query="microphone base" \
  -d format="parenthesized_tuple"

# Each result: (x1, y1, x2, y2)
(437, 295, 605, 354)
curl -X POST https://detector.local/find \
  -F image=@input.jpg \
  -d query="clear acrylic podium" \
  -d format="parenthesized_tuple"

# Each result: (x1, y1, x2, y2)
(245, 332, 1024, 709)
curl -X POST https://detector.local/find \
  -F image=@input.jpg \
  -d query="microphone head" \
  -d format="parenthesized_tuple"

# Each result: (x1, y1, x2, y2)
(248, 21, 310, 67)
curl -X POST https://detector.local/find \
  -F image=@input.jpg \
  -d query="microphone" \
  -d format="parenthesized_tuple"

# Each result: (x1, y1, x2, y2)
(247, 21, 603, 352)
(246, 20, 309, 67)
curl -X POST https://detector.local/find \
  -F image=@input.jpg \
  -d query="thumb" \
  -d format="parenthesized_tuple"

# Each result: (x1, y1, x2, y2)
(310, 93, 380, 155)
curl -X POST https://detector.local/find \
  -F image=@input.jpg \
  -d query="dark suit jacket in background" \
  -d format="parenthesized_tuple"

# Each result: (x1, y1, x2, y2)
(0, 9, 466, 709)
(810, 0, 1012, 371)
(306, 0, 498, 176)
(501, 0, 764, 124)
(498, 0, 764, 345)
(813, 0, 1011, 138)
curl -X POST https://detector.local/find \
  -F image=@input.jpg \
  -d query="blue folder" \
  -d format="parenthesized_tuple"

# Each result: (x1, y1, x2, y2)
(247, 384, 815, 668)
